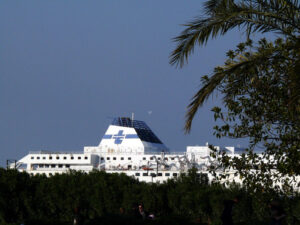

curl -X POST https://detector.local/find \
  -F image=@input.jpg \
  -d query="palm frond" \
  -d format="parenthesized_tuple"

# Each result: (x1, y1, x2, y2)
(204, 0, 235, 15)
(184, 44, 285, 132)
(170, 0, 300, 68)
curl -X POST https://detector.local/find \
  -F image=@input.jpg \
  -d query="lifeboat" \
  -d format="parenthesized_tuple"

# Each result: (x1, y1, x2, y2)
(142, 167, 154, 171)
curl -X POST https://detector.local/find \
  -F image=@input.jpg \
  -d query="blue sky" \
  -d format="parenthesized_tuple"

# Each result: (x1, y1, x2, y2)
(0, 1, 250, 167)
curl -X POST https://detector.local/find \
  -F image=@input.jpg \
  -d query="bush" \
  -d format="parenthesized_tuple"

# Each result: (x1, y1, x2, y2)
(1, 169, 299, 224)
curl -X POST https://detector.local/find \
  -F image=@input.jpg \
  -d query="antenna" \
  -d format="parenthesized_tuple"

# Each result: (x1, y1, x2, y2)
(131, 113, 134, 126)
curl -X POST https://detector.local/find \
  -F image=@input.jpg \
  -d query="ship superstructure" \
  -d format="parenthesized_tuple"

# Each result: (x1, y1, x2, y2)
(12, 117, 238, 183)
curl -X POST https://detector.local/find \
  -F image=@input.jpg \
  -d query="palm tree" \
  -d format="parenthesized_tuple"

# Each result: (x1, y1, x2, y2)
(170, 0, 300, 133)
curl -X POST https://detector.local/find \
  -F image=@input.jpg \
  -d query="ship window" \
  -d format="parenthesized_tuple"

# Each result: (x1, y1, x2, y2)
(58, 165, 63, 168)
(84, 156, 88, 160)
(101, 157, 104, 161)
(157, 173, 162, 176)
(113, 157, 116, 160)
(165, 173, 170, 176)
(150, 173, 156, 177)
(49, 173, 52, 176)
(32, 164, 38, 169)
(56, 156, 59, 159)
(51, 165, 55, 168)
(49, 156, 52, 160)
(143, 157, 146, 160)
(150, 157, 154, 160)
(158, 157, 161, 160)
(107, 157, 110, 160)
(63, 157, 67, 160)
(173, 173, 177, 177)
(164, 157, 168, 160)
(37, 157, 40, 160)
(45, 164, 49, 168)
(128, 157, 131, 160)
(71, 156, 74, 160)
(135, 173, 140, 176)
(78, 157, 81, 160)
(66, 164, 70, 168)
(171, 157, 175, 160)
(39, 164, 44, 168)
(31, 156, 34, 159)
(128, 165, 132, 169)
(43, 157, 46, 160)
(121, 157, 124, 160)
(142, 173, 148, 176)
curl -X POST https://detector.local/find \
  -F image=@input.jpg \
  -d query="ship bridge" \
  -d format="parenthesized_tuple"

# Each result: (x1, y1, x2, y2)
(84, 117, 169, 154)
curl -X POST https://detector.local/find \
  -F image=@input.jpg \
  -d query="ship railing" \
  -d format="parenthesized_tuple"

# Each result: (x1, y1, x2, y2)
(165, 152, 187, 155)
(29, 151, 83, 154)
(84, 151, 188, 155)
(104, 169, 181, 172)
(29, 151, 204, 155)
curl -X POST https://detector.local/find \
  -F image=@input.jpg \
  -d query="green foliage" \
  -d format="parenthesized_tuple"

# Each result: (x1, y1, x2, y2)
(170, 0, 300, 133)
(170, 0, 300, 194)
(1, 169, 300, 224)
(208, 37, 300, 193)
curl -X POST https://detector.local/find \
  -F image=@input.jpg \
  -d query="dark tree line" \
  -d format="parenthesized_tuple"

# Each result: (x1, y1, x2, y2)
(1, 168, 300, 225)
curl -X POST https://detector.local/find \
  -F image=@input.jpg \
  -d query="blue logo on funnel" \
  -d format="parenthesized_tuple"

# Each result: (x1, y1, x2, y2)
(102, 130, 138, 144)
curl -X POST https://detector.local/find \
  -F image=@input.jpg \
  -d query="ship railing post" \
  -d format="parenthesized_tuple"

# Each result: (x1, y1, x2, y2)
(6, 159, 17, 170)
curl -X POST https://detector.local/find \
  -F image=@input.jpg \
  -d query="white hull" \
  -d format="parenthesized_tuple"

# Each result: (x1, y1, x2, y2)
(13, 117, 241, 183)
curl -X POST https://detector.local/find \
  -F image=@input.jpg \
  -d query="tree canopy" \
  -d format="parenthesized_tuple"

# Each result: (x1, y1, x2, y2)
(210, 38, 300, 193)
(1, 169, 300, 225)
(170, 0, 300, 132)
(170, 0, 300, 192)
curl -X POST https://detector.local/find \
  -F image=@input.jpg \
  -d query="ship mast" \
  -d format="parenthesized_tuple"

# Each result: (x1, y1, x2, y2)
(131, 113, 134, 126)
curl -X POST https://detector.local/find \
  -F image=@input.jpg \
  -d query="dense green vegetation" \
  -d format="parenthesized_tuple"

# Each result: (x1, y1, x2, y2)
(1, 168, 300, 225)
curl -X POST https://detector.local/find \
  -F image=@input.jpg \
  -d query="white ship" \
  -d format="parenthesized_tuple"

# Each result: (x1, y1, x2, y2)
(12, 117, 240, 183)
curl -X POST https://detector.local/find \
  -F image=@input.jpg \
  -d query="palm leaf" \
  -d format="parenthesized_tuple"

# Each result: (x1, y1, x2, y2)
(184, 44, 287, 132)
(170, 0, 300, 67)
(170, 0, 300, 132)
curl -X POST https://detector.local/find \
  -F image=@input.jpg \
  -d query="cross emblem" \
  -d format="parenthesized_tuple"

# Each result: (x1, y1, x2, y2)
(112, 130, 125, 144)
(102, 130, 138, 144)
